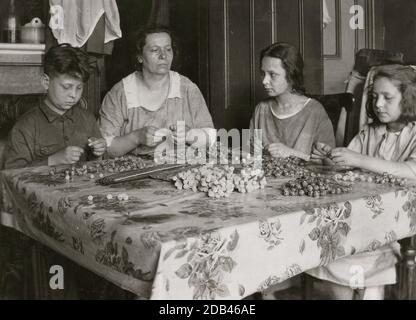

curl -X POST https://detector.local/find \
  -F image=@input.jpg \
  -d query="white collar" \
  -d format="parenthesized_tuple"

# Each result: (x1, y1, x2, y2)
(270, 98, 311, 119)
(123, 71, 181, 110)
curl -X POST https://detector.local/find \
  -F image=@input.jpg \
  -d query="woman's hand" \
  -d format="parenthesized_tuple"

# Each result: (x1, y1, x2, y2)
(169, 124, 191, 144)
(88, 137, 107, 157)
(137, 126, 165, 147)
(266, 143, 310, 161)
(48, 146, 84, 166)
(330, 148, 363, 167)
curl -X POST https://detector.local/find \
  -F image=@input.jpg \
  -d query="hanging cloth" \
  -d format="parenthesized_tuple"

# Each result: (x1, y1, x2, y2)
(323, 0, 332, 28)
(49, 0, 122, 48)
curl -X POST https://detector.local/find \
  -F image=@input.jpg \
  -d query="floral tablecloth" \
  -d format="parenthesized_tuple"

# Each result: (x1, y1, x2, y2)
(0, 164, 415, 300)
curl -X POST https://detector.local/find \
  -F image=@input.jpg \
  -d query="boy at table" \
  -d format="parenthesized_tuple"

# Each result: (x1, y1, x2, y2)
(1, 44, 110, 299)
(4, 44, 106, 169)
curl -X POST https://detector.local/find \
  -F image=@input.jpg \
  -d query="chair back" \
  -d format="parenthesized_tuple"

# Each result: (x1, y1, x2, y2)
(346, 49, 405, 144)
(308, 93, 355, 147)
(353, 48, 404, 78)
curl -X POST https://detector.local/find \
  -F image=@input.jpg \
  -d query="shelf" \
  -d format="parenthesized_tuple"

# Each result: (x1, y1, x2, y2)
(0, 43, 45, 51)
(0, 43, 45, 65)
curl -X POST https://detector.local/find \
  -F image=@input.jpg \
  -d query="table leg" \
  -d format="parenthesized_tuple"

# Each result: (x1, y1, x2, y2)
(398, 236, 416, 300)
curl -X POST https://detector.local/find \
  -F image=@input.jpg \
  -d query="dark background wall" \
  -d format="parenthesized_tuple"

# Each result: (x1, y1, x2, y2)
(206, 0, 323, 130)
(383, 0, 416, 63)
(105, 0, 153, 90)
(103, 0, 324, 131)
(6, 0, 409, 130)
(105, 0, 201, 91)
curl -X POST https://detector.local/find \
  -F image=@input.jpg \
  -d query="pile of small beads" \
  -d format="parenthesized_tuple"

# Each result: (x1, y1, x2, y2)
(263, 156, 311, 178)
(282, 175, 353, 198)
(49, 156, 149, 181)
(334, 171, 407, 187)
(172, 164, 267, 198)
(49, 165, 105, 182)
(93, 156, 148, 173)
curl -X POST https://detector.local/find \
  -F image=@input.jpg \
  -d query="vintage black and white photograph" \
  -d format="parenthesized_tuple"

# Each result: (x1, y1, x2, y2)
(0, 0, 415, 304)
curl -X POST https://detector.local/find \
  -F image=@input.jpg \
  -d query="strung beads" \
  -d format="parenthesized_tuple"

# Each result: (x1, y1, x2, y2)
(282, 176, 352, 198)
(334, 171, 407, 187)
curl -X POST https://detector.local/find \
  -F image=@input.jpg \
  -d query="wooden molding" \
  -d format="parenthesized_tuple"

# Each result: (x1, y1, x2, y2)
(323, 0, 342, 59)
(0, 43, 45, 66)
(271, 0, 277, 43)
(223, 0, 229, 111)
(298, 0, 305, 57)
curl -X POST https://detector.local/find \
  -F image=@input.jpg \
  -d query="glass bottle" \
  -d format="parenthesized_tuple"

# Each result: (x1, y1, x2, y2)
(2, 0, 20, 43)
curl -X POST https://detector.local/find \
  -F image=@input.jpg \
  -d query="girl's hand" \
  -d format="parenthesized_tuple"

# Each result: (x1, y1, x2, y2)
(311, 142, 332, 160)
(88, 137, 107, 157)
(330, 148, 363, 167)
(266, 143, 310, 161)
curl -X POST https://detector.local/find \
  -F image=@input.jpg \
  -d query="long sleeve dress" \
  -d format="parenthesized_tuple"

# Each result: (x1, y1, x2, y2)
(307, 122, 416, 286)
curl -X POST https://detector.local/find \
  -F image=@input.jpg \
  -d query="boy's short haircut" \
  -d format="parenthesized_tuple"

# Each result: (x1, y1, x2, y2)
(44, 43, 92, 82)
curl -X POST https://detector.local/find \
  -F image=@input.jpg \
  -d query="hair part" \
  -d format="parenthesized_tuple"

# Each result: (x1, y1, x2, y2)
(366, 64, 416, 124)
(260, 42, 305, 94)
(133, 25, 180, 71)
(44, 44, 92, 82)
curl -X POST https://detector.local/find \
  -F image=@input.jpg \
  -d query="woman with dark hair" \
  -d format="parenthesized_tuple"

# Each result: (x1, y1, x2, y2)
(99, 25, 215, 158)
(249, 42, 335, 159)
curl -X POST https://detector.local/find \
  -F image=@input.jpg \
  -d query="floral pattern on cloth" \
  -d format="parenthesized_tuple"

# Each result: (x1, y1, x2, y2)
(170, 231, 239, 300)
(57, 197, 72, 216)
(95, 230, 153, 281)
(258, 219, 283, 249)
(26, 192, 64, 242)
(286, 264, 303, 278)
(12, 171, 69, 188)
(257, 275, 280, 293)
(301, 201, 352, 266)
(401, 189, 416, 233)
(1, 164, 416, 299)
(364, 195, 384, 218)
(179, 199, 254, 220)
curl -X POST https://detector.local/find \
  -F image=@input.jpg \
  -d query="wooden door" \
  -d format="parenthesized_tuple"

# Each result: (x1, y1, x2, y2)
(323, 0, 384, 94)
(204, 0, 323, 130)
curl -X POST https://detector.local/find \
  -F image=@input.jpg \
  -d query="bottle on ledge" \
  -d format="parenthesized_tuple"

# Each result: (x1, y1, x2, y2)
(2, 0, 20, 43)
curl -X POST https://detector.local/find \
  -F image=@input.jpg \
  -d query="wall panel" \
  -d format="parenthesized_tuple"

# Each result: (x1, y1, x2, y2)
(207, 0, 323, 130)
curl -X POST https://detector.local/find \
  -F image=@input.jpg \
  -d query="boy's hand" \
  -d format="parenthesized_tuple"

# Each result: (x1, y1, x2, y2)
(88, 137, 107, 157)
(330, 148, 363, 167)
(48, 146, 84, 166)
